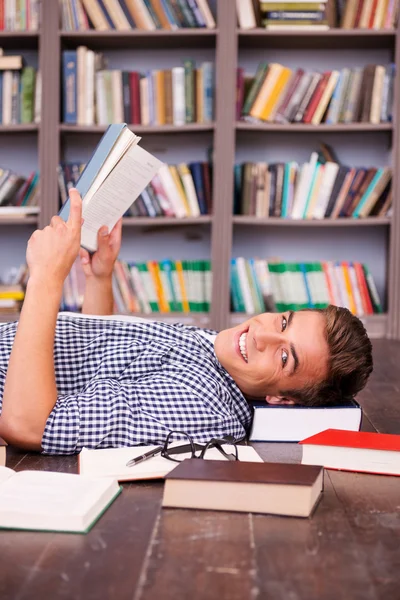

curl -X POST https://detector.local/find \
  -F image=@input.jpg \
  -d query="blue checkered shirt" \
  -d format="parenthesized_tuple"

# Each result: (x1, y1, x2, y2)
(0, 314, 252, 455)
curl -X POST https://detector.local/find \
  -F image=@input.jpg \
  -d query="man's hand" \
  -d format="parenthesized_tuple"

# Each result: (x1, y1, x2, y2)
(26, 188, 82, 286)
(79, 218, 122, 280)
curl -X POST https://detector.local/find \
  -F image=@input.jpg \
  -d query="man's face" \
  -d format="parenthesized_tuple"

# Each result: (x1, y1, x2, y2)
(214, 311, 330, 403)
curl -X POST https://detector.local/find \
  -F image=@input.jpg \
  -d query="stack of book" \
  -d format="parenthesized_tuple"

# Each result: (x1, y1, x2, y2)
(59, 160, 212, 217)
(0, 168, 40, 216)
(0, 0, 40, 31)
(234, 154, 392, 219)
(231, 258, 382, 316)
(0, 51, 40, 125)
(237, 62, 395, 125)
(340, 0, 399, 29)
(60, 0, 216, 31)
(259, 0, 329, 30)
(63, 49, 214, 126)
(62, 258, 212, 314)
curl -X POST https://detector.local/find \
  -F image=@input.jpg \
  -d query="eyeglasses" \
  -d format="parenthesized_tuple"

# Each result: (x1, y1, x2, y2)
(161, 430, 239, 463)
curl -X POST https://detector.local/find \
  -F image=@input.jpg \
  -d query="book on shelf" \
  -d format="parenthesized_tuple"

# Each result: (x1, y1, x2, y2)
(230, 258, 382, 317)
(234, 155, 392, 220)
(0, 437, 6, 467)
(300, 428, 400, 476)
(61, 257, 212, 314)
(162, 459, 324, 518)
(0, 168, 40, 210)
(238, 62, 394, 125)
(58, 160, 212, 218)
(60, 0, 216, 31)
(249, 399, 362, 442)
(340, 0, 399, 29)
(0, 466, 122, 533)
(79, 444, 263, 481)
(0, 64, 39, 125)
(62, 48, 215, 127)
(58, 123, 163, 251)
(0, 0, 40, 31)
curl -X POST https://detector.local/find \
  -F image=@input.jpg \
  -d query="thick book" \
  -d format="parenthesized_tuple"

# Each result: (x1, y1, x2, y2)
(249, 399, 362, 442)
(0, 467, 122, 533)
(79, 444, 263, 481)
(59, 123, 163, 251)
(0, 437, 6, 467)
(162, 459, 324, 518)
(300, 429, 400, 476)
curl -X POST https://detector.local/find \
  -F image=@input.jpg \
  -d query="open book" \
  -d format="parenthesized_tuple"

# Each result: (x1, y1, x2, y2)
(0, 466, 121, 533)
(79, 444, 264, 482)
(59, 123, 163, 252)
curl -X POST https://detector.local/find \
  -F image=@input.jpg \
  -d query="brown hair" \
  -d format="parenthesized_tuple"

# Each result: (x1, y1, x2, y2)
(282, 305, 373, 406)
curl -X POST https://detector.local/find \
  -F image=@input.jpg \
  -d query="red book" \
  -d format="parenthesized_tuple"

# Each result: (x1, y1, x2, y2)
(0, 0, 4, 30)
(303, 72, 331, 124)
(354, 261, 374, 315)
(300, 429, 400, 476)
(129, 72, 141, 125)
(368, 0, 379, 28)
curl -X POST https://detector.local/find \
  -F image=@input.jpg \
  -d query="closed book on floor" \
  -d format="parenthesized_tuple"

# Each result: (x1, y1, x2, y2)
(249, 399, 362, 442)
(0, 437, 6, 467)
(162, 459, 324, 518)
(300, 429, 400, 476)
(0, 467, 122, 533)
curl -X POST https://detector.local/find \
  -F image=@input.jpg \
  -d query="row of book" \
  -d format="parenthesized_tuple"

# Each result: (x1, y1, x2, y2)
(237, 62, 394, 125)
(58, 161, 212, 217)
(63, 48, 214, 126)
(0, 0, 40, 31)
(0, 167, 40, 210)
(234, 157, 392, 219)
(237, 0, 398, 30)
(61, 258, 212, 313)
(60, 0, 216, 31)
(231, 258, 382, 316)
(0, 67, 40, 125)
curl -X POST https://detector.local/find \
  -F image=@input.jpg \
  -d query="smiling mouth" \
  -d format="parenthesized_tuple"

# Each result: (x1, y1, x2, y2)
(238, 331, 248, 363)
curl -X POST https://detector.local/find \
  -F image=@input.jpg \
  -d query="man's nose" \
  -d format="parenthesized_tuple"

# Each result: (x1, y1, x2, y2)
(254, 331, 284, 351)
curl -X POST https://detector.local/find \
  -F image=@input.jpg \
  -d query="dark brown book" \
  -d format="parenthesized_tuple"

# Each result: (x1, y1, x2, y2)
(0, 436, 7, 467)
(202, 162, 212, 214)
(346, 167, 377, 216)
(162, 459, 324, 518)
(360, 65, 377, 123)
(164, 69, 173, 125)
(274, 163, 285, 217)
(340, 168, 367, 217)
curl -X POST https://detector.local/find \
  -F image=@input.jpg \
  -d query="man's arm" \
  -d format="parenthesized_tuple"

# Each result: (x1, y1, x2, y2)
(80, 219, 122, 315)
(0, 190, 83, 451)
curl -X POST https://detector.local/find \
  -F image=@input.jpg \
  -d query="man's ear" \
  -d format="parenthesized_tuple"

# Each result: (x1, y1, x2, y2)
(265, 395, 296, 405)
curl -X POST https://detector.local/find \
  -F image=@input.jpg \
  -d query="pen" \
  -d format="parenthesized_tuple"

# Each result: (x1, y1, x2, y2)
(126, 445, 163, 467)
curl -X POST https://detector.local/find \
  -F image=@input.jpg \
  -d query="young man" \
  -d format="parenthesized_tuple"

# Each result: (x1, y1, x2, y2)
(0, 190, 373, 454)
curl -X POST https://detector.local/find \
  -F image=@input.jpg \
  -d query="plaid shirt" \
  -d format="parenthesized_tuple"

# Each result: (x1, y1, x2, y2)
(0, 313, 252, 455)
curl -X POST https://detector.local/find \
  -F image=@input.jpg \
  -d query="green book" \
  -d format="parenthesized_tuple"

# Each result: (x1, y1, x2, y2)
(183, 260, 195, 312)
(267, 263, 287, 312)
(170, 261, 183, 312)
(363, 265, 383, 313)
(204, 259, 212, 312)
(160, 259, 178, 312)
(242, 62, 269, 117)
(137, 263, 159, 312)
(183, 59, 195, 124)
(231, 259, 246, 313)
(20, 67, 36, 124)
(0, 466, 121, 534)
(307, 262, 330, 310)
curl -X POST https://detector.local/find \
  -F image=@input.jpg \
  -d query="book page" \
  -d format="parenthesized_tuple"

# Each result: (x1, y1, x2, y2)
(79, 444, 263, 482)
(0, 466, 15, 484)
(82, 144, 163, 251)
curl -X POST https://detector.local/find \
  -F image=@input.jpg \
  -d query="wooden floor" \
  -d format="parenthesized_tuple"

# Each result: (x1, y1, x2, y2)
(1, 339, 400, 600)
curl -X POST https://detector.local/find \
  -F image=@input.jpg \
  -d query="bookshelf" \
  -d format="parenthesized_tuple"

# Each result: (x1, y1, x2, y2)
(2, 0, 400, 339)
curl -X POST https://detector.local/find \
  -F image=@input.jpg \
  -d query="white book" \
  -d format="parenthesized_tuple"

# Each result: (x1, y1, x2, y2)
(157, 164, 187, 218)
(77, 45, 87, 125)
(79, 443, 263, 482)
(0, 467, 121, 533)
(249, 399, 361, 443)
(291, 152, 318, 219)
(236, 257, 255, 314)
(2, 70, 13, 124)
(59, 124, 163, 251)
(236, 0, 256, 29)
(370, 65, 386, 124)
(195, 0, 216, 28)
(140, 77, 150, 126)
(111, 70, 124, 123)
(177, 164, 201, 217)
(313, 161, 340, 219)
(311, 70, 340, 125)
(95, 71, 108, 125)
(85, 49, 95, 125)
(172, 67, 185, 126)
(348, 263, 364, 316)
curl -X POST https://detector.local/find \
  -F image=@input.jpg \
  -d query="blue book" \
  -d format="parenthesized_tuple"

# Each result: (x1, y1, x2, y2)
(118, 0, 137, 28)
(59, 123, 127, 220)
(187, 0, 206, 26)
(189, 162, 207, 214)
(352, 169, 384, 218)
(70, 0, 80, 29)
(62, 51, 77, 124)
(97, 0, 116, 28)
(202, 62, 214, 123)
(160, 0, 179, 28)
(281, 162, 291, 218)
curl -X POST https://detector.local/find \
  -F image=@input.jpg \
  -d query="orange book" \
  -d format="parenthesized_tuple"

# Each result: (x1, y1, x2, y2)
(249, 63, 282, 120)
(195, 68, 203, 122)
(155, 70, 166, 125)
(149, 0, 172, 30)
(260, 67, 292, 122)
(147, 261, 169, 312)
(341, 262, 356, 314)
(175, 260, 190, 312)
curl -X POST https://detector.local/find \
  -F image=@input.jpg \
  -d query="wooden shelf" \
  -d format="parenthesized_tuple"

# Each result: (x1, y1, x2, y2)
(0, 124, 39, 133)
(60, 29, 218, 49)
(238, 28, 396, 49)
(123, 216, 212, 226)
(233, 217, 391, 227)
(229, 312, 387, 338)
(0, 31, 39, 49)
(60, 123, 215, 134)
(236, 122, 393, 133)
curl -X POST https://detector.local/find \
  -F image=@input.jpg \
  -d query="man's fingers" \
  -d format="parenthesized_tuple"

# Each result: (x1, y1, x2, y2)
(109, 218, 123, 246)
(96, 226, 110, 256)
(67, 188, 83, 229)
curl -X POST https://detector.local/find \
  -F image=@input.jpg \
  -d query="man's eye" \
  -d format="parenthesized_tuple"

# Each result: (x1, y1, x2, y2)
(281, 315, 287, 332)
(281, 349, 288, 368)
